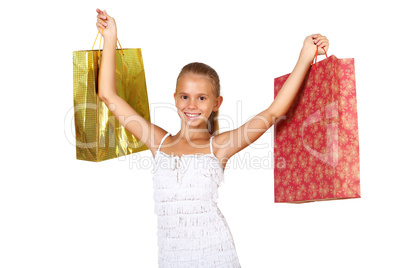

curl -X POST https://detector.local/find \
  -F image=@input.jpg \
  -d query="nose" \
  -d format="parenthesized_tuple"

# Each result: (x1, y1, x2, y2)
(187, 98, 197, 109)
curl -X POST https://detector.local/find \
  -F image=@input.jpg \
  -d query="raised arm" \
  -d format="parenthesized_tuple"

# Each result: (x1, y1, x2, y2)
(96, 9, 167, 155)
(215, 34, 329, 160)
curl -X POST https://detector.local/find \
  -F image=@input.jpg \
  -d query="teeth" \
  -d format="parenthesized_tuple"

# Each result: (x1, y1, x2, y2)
(185, 113, 200, 117)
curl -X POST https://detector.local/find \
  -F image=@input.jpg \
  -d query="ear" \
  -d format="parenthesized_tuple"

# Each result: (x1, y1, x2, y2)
(173, 92, 177, 105)
(213, 96, 223, 112)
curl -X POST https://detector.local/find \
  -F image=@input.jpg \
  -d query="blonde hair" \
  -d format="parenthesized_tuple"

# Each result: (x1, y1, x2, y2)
(176, 62, 221, 135)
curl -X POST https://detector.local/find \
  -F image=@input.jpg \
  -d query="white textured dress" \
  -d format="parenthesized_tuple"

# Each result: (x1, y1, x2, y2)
(152, 132, 241, 267)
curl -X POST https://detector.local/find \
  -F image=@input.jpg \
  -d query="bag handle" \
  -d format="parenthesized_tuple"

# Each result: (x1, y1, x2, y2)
(91, 28, 124, 56)
(313, 45, 328, 69)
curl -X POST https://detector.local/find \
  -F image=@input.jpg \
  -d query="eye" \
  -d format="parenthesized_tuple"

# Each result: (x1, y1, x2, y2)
(198, 96, 205, 101)
(181, 95, 188, 100)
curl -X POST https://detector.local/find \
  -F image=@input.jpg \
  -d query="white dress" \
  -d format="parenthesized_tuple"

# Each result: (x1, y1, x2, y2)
(152, 132, 241, 268)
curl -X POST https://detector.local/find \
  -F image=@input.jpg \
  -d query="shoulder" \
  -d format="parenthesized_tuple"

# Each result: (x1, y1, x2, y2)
(211, 131, 231, 154)
(149, 127, 170, 156)
(211, 132, 233, 169)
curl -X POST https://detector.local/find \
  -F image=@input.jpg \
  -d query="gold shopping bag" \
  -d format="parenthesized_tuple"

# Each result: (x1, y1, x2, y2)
(73, 31, 150, 162)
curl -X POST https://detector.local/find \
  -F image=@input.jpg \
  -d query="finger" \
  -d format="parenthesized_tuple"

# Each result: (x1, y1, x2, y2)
(97, 17, 106, 24)
(103, 10, 113, 20)
(316, 41, 328, 48)
(97, 14, 107, 20)
(312, 33, 321, 39)
(321, 38, 329, 45)
(316, 36, 328, 43)
(96, 19, 107, 28)
(96, 8, 104, 16)
(314, 36, 328, 46)
(96, 22, 105, 29)
(314, 38, 322, 45)
(320, 42, 329, 51)
(316, 39, 324, 46)
(96, 18, 107, 29)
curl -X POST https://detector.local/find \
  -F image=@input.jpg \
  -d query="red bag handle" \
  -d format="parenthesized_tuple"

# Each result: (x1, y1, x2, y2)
(313, 45, 328, 69)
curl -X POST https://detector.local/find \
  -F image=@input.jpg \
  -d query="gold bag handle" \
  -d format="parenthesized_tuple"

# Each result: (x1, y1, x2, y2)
(91, 28, 124, 56)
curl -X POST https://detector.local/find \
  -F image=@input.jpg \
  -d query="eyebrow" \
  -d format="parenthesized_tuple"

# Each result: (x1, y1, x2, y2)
(178, 92, 209, 96)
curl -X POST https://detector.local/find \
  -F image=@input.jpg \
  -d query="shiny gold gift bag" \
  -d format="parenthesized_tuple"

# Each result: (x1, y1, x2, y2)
(73, 32, 150, 162)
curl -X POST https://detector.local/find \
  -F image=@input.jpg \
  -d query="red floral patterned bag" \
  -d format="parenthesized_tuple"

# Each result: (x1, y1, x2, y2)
(274, 55, 361, 203)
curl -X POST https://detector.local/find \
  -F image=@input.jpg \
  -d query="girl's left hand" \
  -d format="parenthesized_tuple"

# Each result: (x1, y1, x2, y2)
(303, 34, 329, 57)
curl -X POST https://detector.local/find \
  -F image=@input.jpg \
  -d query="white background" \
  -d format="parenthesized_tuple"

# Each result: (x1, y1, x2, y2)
(1, 0, 401, 267)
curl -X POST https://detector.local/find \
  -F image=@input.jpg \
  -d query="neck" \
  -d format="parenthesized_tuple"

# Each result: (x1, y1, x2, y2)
(175, 121, 212, 141)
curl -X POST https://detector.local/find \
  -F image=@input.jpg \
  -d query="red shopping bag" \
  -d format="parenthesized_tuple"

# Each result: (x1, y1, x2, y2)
(274, 54, 361, 203)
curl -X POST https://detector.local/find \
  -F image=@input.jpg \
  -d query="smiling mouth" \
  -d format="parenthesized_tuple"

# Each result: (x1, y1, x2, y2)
(184, 112, 201, 119)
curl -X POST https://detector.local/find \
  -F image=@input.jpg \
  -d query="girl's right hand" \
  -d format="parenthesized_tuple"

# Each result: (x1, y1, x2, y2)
(96, 8, 117, 39)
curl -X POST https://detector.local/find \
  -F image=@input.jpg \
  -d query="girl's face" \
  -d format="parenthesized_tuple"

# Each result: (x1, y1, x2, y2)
(174, 73, 222, 130)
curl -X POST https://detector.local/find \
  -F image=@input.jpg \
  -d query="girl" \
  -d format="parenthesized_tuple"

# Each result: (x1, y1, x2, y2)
(96, 8, 329, 267)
